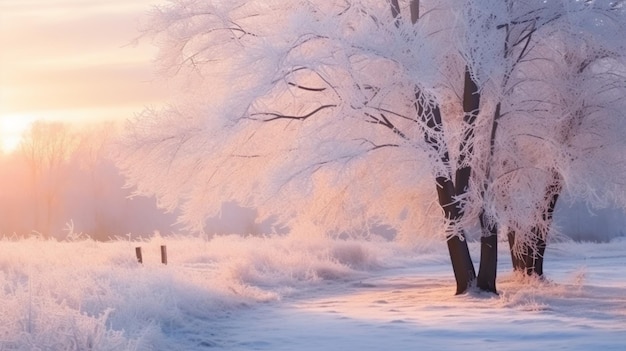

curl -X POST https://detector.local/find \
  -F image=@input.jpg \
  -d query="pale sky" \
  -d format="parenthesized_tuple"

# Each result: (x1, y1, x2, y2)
(0, 0, 168, 149)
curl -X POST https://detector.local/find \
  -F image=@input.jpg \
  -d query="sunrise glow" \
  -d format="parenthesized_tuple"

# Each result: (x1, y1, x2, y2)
(0, 114, 35, 153)
(0, 0, 166, 133)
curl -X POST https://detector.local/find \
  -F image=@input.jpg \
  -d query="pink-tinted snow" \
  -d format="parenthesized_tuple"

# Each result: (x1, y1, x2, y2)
(0, 235, 624, 350)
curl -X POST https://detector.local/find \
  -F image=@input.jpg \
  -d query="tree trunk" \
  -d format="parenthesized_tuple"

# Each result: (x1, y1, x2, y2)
(435, 176, 476, 295)
(508, 171, 561, 276)
(507, 230, 546, 276)
(422, 66, 481, 295)
(477, 211, 498, 293)
(409, 0, 419, 23)
(406, 0, 477, 295)
(390, 0, 401, 20)
(455, 68, 479, 195)
(476, 103, 501, 294)
(451, 69, 502, 294)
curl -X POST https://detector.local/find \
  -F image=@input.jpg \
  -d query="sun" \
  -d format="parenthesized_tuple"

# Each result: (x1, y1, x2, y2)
(0, 114, 35, 154)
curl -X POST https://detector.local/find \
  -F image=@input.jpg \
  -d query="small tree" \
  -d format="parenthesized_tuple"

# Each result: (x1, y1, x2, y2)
(117, 0, 626, 294)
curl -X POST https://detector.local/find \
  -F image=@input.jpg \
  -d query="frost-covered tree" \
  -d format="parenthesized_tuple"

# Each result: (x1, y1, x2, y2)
(480, 0, 626, 280)
(117, 0, 626, 294)
(20, 121, 78, 237)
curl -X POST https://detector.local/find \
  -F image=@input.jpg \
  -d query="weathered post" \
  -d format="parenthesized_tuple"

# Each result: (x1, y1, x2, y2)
(161, 245, 167, 265)
(135, 247, 143, 264)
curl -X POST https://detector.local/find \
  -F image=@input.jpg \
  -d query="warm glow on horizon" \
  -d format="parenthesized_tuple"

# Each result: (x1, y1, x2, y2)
(0, 114, 35, 153)
(0, 0, 167, 128)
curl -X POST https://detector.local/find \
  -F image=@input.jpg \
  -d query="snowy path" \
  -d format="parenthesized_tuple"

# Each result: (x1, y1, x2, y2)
(197, 246, 626, 351)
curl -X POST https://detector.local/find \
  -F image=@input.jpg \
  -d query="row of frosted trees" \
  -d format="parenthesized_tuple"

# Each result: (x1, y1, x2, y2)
(117, 0, 626, 294)
(0, 122, 178, 240)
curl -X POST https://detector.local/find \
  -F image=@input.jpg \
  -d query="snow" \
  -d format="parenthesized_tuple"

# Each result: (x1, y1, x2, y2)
(1, 234, 624, 350)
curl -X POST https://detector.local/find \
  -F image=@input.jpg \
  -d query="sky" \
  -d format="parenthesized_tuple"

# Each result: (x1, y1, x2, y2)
(0, 0, 168, 151)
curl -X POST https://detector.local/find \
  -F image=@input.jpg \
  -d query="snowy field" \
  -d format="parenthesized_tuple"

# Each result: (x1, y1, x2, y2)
(0, 234, 624, 350)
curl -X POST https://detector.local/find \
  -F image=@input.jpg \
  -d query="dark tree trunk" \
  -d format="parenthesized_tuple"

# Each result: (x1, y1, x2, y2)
(409, 0, 420, 23)
(426, 66, 482, 295)
(508, 171, 562, 276)
(419, 98, 476, 294)
(476, 103, 501, 294)
(507, 230, 527, 272)
(435, 176, 476, 295)
(447, 234, 477, 295)
(449, 65, 502, 295)
(420, 66, 481, 295)
(507, 230, 545, 276)
(390, 0, 401, 20)
(477, 211, 498, 293)
(455, 68, 480, 195)
(406, 0, 477, 294)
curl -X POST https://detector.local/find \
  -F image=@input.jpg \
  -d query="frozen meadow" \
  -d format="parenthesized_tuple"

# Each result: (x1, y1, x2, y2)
(3, 1, 626, 350)
(0, 233, 624, 350)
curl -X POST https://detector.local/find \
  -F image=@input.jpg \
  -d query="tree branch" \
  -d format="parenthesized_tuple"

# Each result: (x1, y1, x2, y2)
(364, 112, 408, 140)
(249, 104, 337, 122)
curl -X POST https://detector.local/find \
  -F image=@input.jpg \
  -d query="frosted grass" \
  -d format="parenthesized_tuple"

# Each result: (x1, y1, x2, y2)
(0, 234, 417, 349)
(0, 234, 624, 350)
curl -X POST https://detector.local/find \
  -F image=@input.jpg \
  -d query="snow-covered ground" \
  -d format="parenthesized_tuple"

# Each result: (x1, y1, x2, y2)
(0, 234, 624, 350)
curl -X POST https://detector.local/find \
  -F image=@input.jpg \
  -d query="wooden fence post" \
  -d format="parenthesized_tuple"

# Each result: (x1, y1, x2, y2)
(135, 247, 143, 264)
(161, 245, 167, 265)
